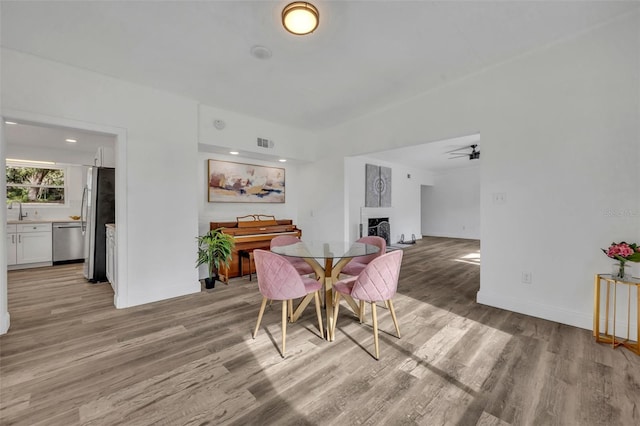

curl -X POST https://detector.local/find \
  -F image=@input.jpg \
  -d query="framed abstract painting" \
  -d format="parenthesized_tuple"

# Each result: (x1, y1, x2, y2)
(207, 160, 285, 203)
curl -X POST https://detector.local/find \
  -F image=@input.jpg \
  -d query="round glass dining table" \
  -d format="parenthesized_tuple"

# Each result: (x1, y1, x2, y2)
(271, 240, 380, 341)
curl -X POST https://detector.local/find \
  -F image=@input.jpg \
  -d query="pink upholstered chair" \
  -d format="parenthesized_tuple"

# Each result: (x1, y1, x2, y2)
(270, 235, 315, 276)
(252, 249, 324, 357)
(340, 236, 386, 277)
(332, 250, 403, 359)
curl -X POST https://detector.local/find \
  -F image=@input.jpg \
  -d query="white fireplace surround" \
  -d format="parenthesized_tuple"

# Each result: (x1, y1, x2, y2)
(360, 207, 393, 239)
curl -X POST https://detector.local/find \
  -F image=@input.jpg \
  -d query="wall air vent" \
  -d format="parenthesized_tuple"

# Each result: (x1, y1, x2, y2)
(257, 137, 274, 148)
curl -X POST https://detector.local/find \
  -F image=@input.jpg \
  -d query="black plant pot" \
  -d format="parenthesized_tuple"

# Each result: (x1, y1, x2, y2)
(204, 277, 216, 289)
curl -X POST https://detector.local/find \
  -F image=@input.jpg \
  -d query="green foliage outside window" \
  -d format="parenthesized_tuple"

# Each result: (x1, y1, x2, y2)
(6, 165, 65, 204)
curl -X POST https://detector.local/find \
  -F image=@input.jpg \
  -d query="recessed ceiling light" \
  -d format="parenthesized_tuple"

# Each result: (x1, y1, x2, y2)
(4, 121, 17, 125)
(229, 151, 239, 155)
(279, 159, 287, 162)
(65, 138, 77, 143)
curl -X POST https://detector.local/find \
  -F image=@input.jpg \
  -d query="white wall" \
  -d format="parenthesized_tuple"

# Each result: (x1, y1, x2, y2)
(345, 155, 434, 244)
(196, 151, 303, 279)
(197, 103, 318, 280)
(294, 155, 346, 243)
(301, 12, 640, 335)
(421, 165, 481, 239)
(197, 101, 318, 229)
(2, 48, 201, 309)
(0, 121, 9, 334)
(199, 104, 317, 163)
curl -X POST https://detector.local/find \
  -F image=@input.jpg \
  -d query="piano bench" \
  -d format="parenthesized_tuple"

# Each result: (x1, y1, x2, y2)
(238, 249, 256, 281)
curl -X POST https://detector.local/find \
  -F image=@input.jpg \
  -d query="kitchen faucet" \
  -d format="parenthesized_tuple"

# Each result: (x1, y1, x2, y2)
(8, 201, 28, 221)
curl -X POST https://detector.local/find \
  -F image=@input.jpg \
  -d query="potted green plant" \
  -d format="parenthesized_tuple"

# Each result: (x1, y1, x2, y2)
(196, 228, 235, 289)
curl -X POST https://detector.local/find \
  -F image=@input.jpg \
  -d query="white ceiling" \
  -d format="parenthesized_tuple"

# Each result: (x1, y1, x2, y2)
(366, 133, 481, 172)
(2, 1, 637, 168)
(4, 121, 115, 155)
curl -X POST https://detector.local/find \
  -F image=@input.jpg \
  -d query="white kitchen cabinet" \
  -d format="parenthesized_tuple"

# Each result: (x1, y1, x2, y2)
(7, 224, 17, 266)
(106, 224, 117, 293)
(7, 222, 53, 269)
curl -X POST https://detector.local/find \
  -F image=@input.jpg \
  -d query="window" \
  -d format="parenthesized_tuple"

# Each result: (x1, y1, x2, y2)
(6, 162, 66, 205)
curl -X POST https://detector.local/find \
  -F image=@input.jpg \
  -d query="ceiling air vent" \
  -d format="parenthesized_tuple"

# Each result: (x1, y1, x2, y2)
(257, 137, 274, 148)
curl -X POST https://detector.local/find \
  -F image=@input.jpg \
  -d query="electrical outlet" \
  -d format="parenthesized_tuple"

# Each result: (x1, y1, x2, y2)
(521, 272, 532, 284)
(492, 192, 507, 204)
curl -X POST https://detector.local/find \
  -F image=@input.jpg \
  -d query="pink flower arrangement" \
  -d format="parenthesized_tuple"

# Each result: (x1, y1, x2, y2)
(602, 242, 640, 263)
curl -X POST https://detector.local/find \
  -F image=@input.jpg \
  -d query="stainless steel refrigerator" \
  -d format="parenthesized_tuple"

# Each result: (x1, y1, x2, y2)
(81, 167, 115, 282)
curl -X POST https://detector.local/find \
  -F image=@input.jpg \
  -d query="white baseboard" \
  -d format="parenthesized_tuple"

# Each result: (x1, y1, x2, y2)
(8, 261, 52, 271)
(477, 289, 638, 339)
(125, 281, 202, 308)
(423, 233, 480, 240)
(477, 290, 583, 331)
(0, 312, 10, 335)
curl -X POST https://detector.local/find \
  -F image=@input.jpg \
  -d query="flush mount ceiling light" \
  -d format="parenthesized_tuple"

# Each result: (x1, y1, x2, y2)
(282, 2, 319, 35)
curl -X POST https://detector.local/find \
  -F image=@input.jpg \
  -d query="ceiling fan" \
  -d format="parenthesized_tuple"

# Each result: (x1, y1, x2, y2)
(446, 144, 480, 160)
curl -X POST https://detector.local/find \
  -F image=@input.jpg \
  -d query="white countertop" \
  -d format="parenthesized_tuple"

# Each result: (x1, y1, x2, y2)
(7, 219, 82, 224)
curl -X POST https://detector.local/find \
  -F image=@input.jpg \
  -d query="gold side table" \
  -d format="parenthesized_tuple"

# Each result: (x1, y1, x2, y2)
(593, 273, 640, 355)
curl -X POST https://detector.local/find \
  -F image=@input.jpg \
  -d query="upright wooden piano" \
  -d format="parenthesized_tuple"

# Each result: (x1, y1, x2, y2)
(210, 214, 302, 282)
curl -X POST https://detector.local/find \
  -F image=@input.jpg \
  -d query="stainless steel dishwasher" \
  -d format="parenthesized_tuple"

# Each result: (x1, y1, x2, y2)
(53, 222, 84, 264)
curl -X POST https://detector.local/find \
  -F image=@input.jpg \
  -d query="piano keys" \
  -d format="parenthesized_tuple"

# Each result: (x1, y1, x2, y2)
(210, 214, 302, 282)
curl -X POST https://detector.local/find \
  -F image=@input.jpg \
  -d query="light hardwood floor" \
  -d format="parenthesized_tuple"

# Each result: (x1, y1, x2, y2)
(1, 237, 638, 425)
